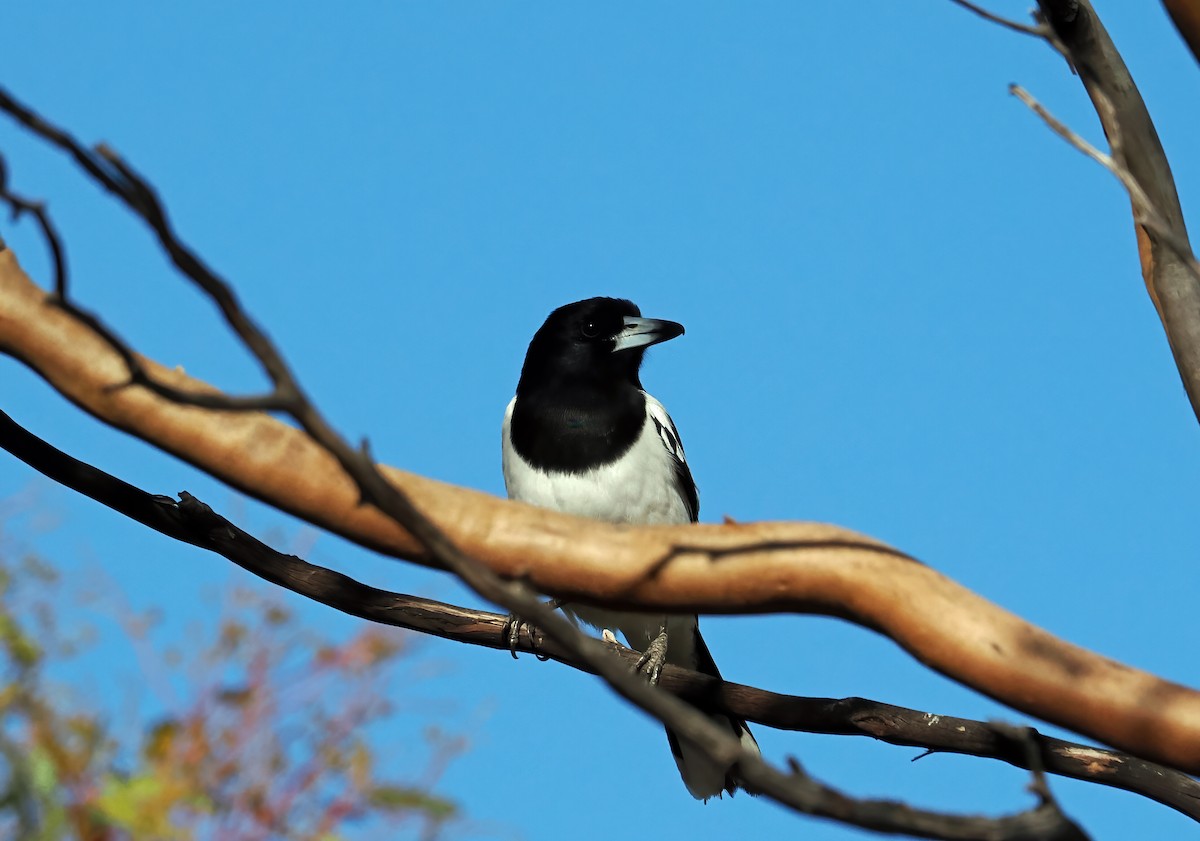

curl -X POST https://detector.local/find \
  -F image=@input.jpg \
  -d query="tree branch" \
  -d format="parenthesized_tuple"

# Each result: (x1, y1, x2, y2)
(1, 6, 1195, 824)
(0, 109, 1093, 838)
(1029, 0, 1200, 424)
(0, 110, 792, 826)
(1162, 0, 1200, 66)
(954, 1, 1200, 429)
(946, 0, 1050, 39)
(0, 410, 1099, 841)
(1010, 84, 1200, 288)
(1, 245, 1198, 780)
(0, 406, 1192, 823)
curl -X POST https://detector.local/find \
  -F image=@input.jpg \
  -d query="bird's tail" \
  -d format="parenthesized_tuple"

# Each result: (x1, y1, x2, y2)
(665, 629, 759, 800)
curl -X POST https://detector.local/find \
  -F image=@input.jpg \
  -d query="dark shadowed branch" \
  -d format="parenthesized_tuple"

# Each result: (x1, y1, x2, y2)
(6, 0, 1200, 829)
(0, 407, 1117, 837)
(2, 92, 1200, 785)
(0, 101, 773, 827)
(0, 157, 65, 293)
(0, 407, 1192, 821)
(0, 104, 1095, 840)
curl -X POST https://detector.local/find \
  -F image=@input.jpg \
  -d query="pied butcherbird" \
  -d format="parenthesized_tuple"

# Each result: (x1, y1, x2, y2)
(501, 296, 758, 799)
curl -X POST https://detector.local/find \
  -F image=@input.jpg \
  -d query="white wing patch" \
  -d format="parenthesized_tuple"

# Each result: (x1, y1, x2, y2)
(642, 391, 699, 523)
(644, 392, 687, 465)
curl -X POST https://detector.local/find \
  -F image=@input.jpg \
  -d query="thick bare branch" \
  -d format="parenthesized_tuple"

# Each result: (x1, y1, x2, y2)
(1, 246, 1199, 779)
(0, 102, 1096, 837)
(0, 405, 1192, 822)
(958, 1, 1200, 422)
(0, 7, 1191, 826)
(1162, 0, 1200, 66)
(1030, 0, 1200, 423)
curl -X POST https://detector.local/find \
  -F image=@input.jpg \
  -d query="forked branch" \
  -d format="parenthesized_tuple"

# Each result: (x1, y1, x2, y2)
(0, 98, 1090, 838)
(0, 408, 1192, 823)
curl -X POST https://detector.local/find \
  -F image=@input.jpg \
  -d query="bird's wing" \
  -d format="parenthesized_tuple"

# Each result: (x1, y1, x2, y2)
(643, 393, 700, 523)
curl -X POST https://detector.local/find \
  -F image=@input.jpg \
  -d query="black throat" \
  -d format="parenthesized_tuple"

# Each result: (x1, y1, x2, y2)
(510, 378, 646, 474)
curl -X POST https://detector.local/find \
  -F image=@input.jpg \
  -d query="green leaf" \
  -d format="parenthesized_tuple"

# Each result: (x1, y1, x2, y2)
(28, 748, 58, 795)
(367, 785, 457, 820)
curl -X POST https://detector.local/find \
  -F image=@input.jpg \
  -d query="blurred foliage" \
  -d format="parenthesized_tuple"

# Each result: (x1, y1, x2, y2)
(0, 543, 465, 841)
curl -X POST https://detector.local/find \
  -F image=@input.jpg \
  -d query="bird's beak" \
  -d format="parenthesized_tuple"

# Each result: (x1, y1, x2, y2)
(612, 316, 685, 353)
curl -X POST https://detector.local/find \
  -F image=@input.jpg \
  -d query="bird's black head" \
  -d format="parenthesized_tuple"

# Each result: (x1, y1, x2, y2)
(516, 297, 684, 394)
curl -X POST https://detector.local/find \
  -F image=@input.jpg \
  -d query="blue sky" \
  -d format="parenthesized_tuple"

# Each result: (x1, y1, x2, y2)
(2, 2, 1199, 839)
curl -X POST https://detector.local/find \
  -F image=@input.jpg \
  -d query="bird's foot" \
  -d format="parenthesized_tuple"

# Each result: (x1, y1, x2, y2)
(502, 598, 562, 661)
(633, 627, 669, 685)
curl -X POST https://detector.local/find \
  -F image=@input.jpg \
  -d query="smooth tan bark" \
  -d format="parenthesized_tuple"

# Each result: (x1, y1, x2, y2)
(3, 246, 1200, 773)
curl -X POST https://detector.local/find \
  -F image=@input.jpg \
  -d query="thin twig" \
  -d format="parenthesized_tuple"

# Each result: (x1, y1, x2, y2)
(0, 87, 298, 411)
(0, 155, 67, 297)
(944, 0, 1071, 59)
(1009, 84, 1200, 293)
(946, 0, 1048, 38)
(991, 724, 1060, 807)
(0, 157, 287, 411)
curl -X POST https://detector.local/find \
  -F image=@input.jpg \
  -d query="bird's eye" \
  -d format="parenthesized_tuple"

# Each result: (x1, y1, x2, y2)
(580, 321, 600, 339)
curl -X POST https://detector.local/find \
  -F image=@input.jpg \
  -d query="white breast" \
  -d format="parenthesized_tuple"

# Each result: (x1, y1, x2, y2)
(501, 394, 692, 526)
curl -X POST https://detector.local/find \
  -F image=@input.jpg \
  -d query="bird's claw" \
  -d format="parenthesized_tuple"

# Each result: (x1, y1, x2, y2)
(501, 598, 562, 661)
(502, 614, 550, 660)
(502, 613, 525, 659)
(634, 628, 669, 685)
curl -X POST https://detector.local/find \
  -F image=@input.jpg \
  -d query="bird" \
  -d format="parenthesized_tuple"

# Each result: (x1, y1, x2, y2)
(501, 296, 759, 799)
